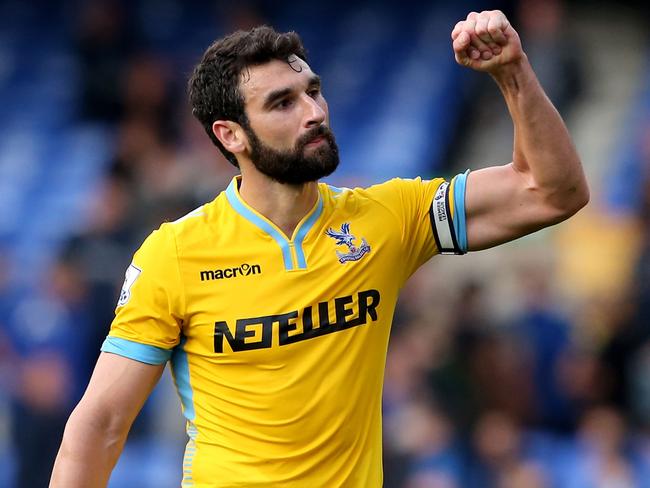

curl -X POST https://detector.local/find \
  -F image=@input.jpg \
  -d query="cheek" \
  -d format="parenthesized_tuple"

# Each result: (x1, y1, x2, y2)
(263, 117, 302, 148)
(248, 118, 288, 147)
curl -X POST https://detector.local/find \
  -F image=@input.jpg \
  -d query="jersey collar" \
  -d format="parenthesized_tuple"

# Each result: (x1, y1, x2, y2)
(224, 176, 324, 271)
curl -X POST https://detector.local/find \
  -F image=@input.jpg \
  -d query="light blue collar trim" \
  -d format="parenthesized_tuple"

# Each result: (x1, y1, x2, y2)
(224, 177, 323, 271)
(293, 196, 323, 268)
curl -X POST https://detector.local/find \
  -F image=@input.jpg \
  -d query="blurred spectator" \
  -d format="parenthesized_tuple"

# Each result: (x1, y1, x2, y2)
(555, 345, 604, 415)
(516, 0, 583, 115)
(562, 406, 642, 487)
(395, 400, 462, 488)
(429, 281, 533, 429)
(599, 294, 650, 422)
(215, 1, 270, 31)
(599, 149, 650, 427)
(424, 280, 491, 430)
(384, 313, 458, 487)
(500, 463, 548, 488)
(122, 53, 179, 140)
(467, 410, 549, 488)
(75, 0, 134, 122)
(467, 334, 535, 424)
(110, 117, 190, 232)
(5, 254, 92, 487)
(512, 263, 581, 432)
(61, 162, 138, 377)
(628, 344, 650, 428)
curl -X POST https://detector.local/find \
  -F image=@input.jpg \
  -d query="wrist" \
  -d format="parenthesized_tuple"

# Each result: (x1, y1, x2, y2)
(489, 54, 534, 93)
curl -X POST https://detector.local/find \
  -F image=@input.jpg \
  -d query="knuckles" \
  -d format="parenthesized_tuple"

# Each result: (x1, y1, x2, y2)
(460, 9, 507, 26)
(455, 11, 509, 40)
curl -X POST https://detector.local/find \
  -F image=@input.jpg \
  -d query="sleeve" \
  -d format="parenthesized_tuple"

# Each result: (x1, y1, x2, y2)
(100, 223, 184, 365)
(374, 171, 469, 280)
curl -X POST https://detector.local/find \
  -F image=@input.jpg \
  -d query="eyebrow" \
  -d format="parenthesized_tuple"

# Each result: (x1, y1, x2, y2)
(262, 75, 321, 110)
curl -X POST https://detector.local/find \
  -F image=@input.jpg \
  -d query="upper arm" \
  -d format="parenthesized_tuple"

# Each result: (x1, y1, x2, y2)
(464, 163, 569, 251)
(72, 352, 165, 435)
(106, 223, 184, 353)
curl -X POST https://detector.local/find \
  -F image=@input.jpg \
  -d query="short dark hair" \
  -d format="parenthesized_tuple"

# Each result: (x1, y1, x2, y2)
(188, 26, 308, 167)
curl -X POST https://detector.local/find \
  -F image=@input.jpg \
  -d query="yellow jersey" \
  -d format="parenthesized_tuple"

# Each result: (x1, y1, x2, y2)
(102, 173, 468, 487)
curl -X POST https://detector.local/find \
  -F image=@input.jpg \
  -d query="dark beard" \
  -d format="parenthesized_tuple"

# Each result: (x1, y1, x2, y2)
(245, 124, 340, 185)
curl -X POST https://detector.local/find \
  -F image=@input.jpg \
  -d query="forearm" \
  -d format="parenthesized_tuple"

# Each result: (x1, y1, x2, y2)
(49, 353, 164, 487)
(50, 404, 128, 487)
(492, 56, 589, 210)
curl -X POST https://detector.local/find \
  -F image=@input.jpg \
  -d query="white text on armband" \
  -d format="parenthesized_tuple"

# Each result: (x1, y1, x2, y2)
(429, 182, 462, 255)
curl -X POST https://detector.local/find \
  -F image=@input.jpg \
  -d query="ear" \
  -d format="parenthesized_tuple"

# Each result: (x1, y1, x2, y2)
(212, 120, 248, 155)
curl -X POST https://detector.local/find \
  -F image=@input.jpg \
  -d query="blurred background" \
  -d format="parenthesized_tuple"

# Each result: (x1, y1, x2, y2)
(0, 0, 649, 486)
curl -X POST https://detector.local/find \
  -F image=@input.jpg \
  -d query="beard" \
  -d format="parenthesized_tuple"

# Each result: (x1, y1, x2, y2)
(245, 124, 340, 185)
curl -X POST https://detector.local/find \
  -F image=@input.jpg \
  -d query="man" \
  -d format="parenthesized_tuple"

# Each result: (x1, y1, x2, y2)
(50, 10, 588, 487)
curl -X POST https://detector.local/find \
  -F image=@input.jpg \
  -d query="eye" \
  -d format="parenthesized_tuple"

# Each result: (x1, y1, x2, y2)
(275, 98, 294, 110)
(307, 87, 321, 98)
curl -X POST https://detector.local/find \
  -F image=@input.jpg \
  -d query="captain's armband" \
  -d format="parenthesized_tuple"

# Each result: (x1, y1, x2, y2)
(429, 171, 469, 255)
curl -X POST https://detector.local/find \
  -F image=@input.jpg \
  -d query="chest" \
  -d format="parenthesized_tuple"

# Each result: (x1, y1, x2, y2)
(176, 218, 404, 362)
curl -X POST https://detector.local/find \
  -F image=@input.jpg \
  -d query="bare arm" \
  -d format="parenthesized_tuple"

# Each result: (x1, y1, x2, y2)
(50, 352, 165, 487)
(451, 11, 589, 251)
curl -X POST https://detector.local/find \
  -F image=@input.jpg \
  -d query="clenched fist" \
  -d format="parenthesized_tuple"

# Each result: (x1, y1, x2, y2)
(452, 10, 524, 73)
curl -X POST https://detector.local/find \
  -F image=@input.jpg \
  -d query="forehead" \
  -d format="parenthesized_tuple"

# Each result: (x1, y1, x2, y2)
(240, 56, 315, 106)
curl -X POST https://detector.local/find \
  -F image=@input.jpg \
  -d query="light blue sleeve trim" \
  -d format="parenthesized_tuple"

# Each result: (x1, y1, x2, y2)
(101, 336, 172, 365)
(171, 335, 196, 421)
(451, 169, 469, 253)
(293, 196, 324, 269)
(225, 179, 294, 270)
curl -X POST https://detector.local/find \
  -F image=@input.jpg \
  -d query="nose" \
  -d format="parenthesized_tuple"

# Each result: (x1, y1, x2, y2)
(303, 94, 326, 128)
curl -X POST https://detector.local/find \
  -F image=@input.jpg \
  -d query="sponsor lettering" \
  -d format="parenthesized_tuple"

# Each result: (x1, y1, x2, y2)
(214, 289, 380, 353)
(200, 263, 261, 281)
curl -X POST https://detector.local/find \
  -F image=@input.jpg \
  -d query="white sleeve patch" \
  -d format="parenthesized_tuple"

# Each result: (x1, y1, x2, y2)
(430, 182, 461, 255)
(117, 263, 142, 307)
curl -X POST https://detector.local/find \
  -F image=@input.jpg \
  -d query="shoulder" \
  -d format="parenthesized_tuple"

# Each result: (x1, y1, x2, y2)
(321, 177, 446, 207)
(158, 192, 229, 248)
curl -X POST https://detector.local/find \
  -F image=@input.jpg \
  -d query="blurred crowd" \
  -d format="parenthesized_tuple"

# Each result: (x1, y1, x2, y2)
(1, 0, 650, 487)
(382, 261, 650, 487)
(0, 1, 239, 486)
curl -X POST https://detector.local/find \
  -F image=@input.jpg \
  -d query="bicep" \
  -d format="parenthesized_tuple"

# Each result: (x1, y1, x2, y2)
(73, 352, 165, 434)
(465, 163, 562, 251)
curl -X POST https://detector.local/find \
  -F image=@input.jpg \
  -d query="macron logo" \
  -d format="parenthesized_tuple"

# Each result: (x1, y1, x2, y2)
(200, 263, 261, 281)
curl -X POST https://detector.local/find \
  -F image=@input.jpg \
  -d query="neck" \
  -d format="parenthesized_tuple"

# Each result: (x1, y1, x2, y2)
(238, 171, 319, 239)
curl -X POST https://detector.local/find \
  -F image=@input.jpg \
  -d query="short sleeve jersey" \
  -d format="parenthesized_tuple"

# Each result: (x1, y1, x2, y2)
(103, 173, 468, 488)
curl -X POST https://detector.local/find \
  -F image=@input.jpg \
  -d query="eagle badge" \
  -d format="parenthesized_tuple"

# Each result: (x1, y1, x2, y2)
(325, 223, 371, 263)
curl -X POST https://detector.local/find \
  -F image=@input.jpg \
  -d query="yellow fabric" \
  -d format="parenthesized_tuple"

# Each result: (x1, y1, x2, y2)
(106, 176, 455, 487)
(449, 174, 457, 218)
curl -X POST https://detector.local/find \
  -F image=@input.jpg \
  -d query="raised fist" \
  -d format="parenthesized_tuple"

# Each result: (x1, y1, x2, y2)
(451, 10, 523, 73)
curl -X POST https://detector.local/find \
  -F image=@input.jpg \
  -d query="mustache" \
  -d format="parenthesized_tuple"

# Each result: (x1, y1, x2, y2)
(296, 125, 334, 148)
